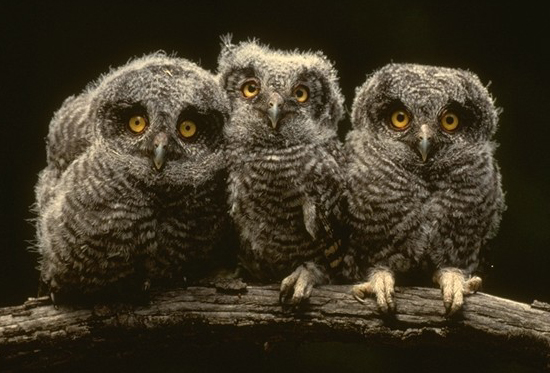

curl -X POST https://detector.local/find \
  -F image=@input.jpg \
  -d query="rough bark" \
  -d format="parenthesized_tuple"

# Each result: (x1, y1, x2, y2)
(0, 285, 549, 371)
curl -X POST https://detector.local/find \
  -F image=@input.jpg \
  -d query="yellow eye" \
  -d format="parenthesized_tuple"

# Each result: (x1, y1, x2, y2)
(440, 111, 459, 132)
(241, 80, 260, 98)
(390, 110, 411, 130)
(179, 120, 197, 138)
(293, 85, 309, 103)
(128, 115, 147, 134)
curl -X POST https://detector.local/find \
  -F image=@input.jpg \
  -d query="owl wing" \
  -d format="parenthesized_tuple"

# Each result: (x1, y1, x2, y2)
(46, 93, 94, 174)
(35, 93, 94, 212)
(301, 141, 347, 269)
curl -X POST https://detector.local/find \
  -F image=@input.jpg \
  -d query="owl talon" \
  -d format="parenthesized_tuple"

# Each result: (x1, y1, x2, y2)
(434, 268, 482, 315)
(352, 292, 369, 304)
(280, 268, 313, 305)
(50, 292, 59, 309)
(280, 263, 325, 306)
(352, 269, 395, 313)
(465, 276, 482, 294)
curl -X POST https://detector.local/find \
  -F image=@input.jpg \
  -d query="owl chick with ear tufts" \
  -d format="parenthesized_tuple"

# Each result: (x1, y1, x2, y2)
(217, 37, 346, 306)
(35, 53, 231, 302)
(344, 63, 505, 315)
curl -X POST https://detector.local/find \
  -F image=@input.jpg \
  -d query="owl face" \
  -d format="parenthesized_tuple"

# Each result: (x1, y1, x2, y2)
(352, 64, 498, 165)
(218, 40, 344, 146)
(91, 57, 228, 185)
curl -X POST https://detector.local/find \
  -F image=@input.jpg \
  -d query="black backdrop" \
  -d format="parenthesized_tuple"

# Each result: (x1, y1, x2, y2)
(1, 1, 548, 309)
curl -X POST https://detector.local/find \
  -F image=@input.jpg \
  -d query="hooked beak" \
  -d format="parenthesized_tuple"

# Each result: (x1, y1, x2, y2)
(153, 132, 169, 171)
(417, 124, 432, 162)
(266, 92, 285, 130)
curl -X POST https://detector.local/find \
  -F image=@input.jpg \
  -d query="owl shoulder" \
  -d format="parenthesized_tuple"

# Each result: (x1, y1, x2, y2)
(46, 93, 95, 173)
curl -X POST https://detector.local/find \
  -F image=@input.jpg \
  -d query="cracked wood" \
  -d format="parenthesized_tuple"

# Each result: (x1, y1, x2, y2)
(0, 285, 549, 371)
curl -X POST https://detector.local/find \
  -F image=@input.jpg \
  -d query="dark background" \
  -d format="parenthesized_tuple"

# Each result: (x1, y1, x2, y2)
(1, 2, 548, 371)
(1, 0, 548, 329)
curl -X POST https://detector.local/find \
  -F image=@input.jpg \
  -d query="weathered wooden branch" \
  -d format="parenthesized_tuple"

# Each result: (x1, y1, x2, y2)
(1, 285, 549, 371)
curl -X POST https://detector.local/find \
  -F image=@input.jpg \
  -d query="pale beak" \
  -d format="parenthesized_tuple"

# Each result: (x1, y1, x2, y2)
(266, 92, 285, 129)
(417, 124, 432, 162)
(153, 132, 168, 171)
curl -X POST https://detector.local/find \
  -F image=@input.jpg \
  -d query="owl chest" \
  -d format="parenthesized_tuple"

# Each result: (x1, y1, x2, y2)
(144, 186, 224, 243)
(348, 160, 426, 227)
(231, 152, 309, 217)
(67, 177, 219, 253)
(347, 160, 429, 268)
(229, 154, 316, 257)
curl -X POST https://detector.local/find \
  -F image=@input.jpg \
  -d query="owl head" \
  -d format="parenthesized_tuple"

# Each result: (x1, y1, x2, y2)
(218, 37, 344, 146)
(88, 53, 229, 186)
(351, 63, 499, 165)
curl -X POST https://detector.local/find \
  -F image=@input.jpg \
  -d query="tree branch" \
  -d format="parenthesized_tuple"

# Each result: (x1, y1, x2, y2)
(1, 285, 549, 371)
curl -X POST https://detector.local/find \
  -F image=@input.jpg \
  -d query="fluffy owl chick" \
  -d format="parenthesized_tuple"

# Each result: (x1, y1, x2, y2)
(344, 63, 505, 315)
(35, 53, 230, 302)
(217, 37, 346, 306)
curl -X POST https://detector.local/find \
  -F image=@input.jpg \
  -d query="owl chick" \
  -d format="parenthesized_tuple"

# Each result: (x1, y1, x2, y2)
(217, 37, 346, 305)
(35, 53, 230, 302)
(344, 63, 505, 315)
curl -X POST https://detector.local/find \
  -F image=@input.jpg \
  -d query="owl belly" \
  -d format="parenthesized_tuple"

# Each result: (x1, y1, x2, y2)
(239, 196, 315, 280)
(421, 172, 502, 273)
(347, 157, 428, 279)
(348, 198, 425, 276)
(147, 184, 227, 280)
(41, 164, 226, 294)
(230, 149, 320, 280)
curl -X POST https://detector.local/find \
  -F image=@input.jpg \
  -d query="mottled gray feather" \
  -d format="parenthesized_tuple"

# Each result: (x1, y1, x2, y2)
(218, 38, 346, 302)
(344, 63, 505, 312)
(35, 53, 230, 300)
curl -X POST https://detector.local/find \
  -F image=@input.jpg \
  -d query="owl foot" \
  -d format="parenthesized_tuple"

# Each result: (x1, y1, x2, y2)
(279, 263, 325, 306)
(434, 268, 482, 315)
(352, 268, 396, 313)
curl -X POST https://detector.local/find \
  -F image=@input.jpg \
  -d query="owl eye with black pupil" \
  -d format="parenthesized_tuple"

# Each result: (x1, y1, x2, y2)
(440, 110, 459, 132)
(389, 109, 411, 130)
(241, 80, 260, 99)
(128, 115, 147, 134)
(179, 120, 197, 138)
(293, 85, 309, 103)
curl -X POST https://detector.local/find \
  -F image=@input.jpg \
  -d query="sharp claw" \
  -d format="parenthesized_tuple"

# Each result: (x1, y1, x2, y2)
(387, 300, 396, 314)
(351, 283, 370, 304)
(279, 263, 323, 307)
(50, 292, 59, 309)
(351, 269, 396, 313)
(279, 277, 294, 305)
(376, 293, 395, 314)
(353, 293, 369, 304)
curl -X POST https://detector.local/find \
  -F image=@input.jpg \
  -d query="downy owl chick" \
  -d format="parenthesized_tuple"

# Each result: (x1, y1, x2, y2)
(218, 37, 346, 305)
(35, 53, 230, 302)
(344, 63, 505, 314)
